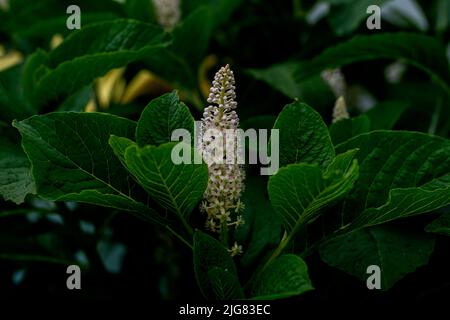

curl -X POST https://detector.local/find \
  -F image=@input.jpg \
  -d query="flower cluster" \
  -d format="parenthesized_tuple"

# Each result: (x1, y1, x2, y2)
(199, 65, 245, 241)
(152, 0, 181, 31)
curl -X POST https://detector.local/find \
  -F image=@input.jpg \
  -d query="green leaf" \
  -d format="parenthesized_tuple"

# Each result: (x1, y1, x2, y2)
(126, 0, 157, 23)
(247, 62, 302, 99)
(0, 134, 35, 204)
(58, 85, 93, 112)
(329, 115, 371, 145)
(172, 6, 213, 67)
(247, 63, 333, 101)
(144, 48, 196, 90)
(353, 175, 450, 228)
(251, 254, 313, 300)
(425, 212, 450, 236)
(142, 5, 221, 98)
(293, 33, 450, 95)
(0, 65, 34, 122)
(319, 225, 435, 290)
(22, 49, 48, 102)
(273, 101, 335, 168)
(193, 231, 243, 300)
(109, 135, 136, 166)
(365, 101, 408, 130)
(144, 6, 215, 92)
(235, 176, 281, 268)
(136, 91, 194, 146)
(3, 0, 123, 37)
(336, 131, 450, 226)
(268, 149, 359, 236)
(327, 0, 388, 36)
(123, 143, 208, 219)
(208, 267, 245, 300)
(13, 112, 160, 222)
(28, 19, 171, 107)
(182, 0, 242, 30)
(14, 13, 119, 49)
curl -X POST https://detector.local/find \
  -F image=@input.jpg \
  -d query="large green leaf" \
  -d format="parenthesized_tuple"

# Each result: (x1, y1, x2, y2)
(27, 19, 171, 107)
(57, 85, 94, 112)
(208, 267, 245, 300)
(182, 0, 242, 30)
(246, 62, 302, 99)
(0, 134, 35, 204)
(268, 150, 359, 236)
(109, 135, 135, 166)
(125, 0, 157, 23)
(235, 176, 281, 268)
(326, 0, 388, 36)
(0, 65, 35, 122)
(136, 91, 194, 146)
(365, 101, 408, 130)
(251, 254, 313, 300)
(329, 115, 371, 146)
(294, 33, 450, 94)
(123, 143, 208, 219)
(193, 231, 243, 300)
(336, 131, 450, 226)
(352, 175, 450, 228)
(273, 101, 335, 169)
(13, 112, 160, 222)
(246, 63, 333, 101)
(171, 6, 213, 67)
(145, 7, 213, 92)
(319, 225, 435, 290)
(425, 212, 450, 236)
(3, 0, 123, 36)
(14, 13, 119, 48)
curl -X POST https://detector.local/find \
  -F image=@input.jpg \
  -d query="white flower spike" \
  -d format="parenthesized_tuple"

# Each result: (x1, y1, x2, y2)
(199, 65, 245, 255)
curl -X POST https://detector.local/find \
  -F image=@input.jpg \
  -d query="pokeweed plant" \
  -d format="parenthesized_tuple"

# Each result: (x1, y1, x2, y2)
(10, 60, 450, 299)
(1, 0, 450, 302)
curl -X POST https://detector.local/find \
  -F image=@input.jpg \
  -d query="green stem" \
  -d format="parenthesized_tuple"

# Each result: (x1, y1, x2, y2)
(245, 215, 310, 290)
(219, 222, 229, 247)
(179, 214, 194, 236)
(260, 231, 290, 273)
(243, 231, 290, 291)
(166, 225, 193, 250)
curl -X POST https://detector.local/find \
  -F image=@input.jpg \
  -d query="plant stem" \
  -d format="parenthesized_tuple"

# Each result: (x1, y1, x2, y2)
(260, 231, 290, 273)
(219, 222, 229, 247)
(180, 214, 194, 236)
(166, 225, 193, 250)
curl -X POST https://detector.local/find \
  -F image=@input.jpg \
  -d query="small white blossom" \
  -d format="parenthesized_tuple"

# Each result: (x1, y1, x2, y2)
(152, 0, 181, 31)
(228, 242, 243, 257)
